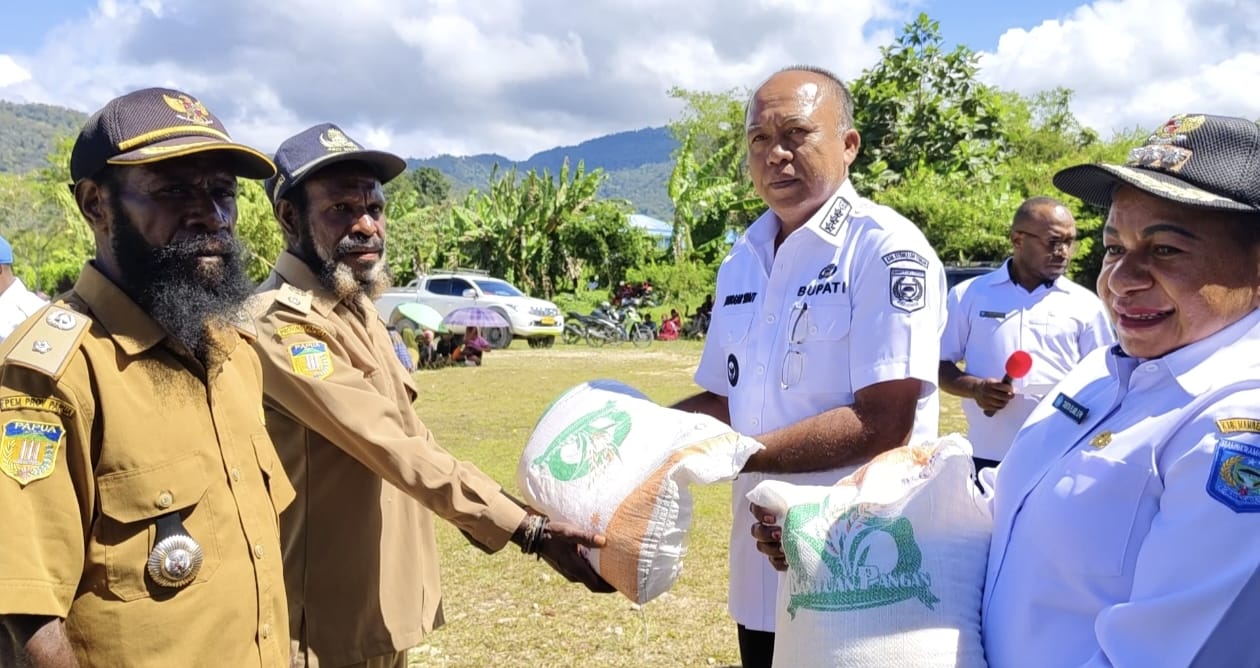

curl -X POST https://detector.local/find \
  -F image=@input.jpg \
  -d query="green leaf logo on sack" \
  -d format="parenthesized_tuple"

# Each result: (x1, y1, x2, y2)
(532, 400, 632, 481)
(782, 499, 939, 618)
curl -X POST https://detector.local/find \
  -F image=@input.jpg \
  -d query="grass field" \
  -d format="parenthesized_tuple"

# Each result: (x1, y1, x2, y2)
(406, 340, 969, 667)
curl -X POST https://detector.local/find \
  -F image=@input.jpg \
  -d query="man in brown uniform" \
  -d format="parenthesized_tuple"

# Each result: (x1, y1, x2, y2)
(251, 124, 610, 668)
(0, 88, 293, 667)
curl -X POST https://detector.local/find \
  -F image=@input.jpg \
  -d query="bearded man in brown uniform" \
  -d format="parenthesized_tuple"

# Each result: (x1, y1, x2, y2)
(250, 124, 611, 668)
(0, 88, 293, 667)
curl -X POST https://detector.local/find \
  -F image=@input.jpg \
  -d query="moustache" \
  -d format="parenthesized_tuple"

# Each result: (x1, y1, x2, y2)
(163, 231, 239, 259)
(335, 235, 384, 258)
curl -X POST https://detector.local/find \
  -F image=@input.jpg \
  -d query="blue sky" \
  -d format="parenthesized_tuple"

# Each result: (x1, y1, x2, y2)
(1, 0, 1256, 159)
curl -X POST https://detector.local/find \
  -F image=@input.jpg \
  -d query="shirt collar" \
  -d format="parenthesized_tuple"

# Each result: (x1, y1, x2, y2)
(71, 262, 170, 356)
(1001, 258, 1066, 292)
(1137, 309, 1260, 396)
(273, 251, 345, 317)
(745, 180, 863, 249)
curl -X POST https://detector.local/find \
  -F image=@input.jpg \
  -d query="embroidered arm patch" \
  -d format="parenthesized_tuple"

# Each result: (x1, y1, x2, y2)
(1207, 437, 1260, 513)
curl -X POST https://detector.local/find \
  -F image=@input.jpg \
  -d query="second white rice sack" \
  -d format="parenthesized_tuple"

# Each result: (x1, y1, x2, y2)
(746, 435, 992, 668)
(519, 379, 762, 604)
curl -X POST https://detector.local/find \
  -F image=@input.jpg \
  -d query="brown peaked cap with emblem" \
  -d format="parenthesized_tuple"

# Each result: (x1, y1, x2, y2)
(1054, 113, 1260, 213)
(264, 123, 406, 204)
(70, 87, 275, 183)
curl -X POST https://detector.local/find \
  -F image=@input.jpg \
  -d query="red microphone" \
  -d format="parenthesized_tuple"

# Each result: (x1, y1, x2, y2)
(983, 350, 1033, 417)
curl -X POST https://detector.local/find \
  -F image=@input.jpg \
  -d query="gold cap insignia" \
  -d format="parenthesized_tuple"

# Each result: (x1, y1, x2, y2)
(319, 128, 360, 153)
(1152, 114, 1205, 140)
(162, 93, 214, 126)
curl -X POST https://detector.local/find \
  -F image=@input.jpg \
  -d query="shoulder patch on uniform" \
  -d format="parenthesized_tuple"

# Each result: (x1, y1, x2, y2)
(889, 267, 926, 312)
(276, 323, 332, 341)
(881, 250, 929, 268)
(0, 395, 75, 418)
(1217, 418, 1260, 435)
(0, 419, 64, 486)
(1207, 437, 1260, 513)
(3, 306, 92, 380)
(275, 284, 313, 315)
(288, 341, 333, 379)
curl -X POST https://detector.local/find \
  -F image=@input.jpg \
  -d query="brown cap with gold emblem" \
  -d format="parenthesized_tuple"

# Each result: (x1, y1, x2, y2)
(1054, 113, 1260, 213)
(70, 87, 276, 183)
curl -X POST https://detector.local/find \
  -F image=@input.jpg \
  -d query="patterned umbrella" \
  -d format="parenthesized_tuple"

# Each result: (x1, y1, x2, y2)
(394, 303, 447, 333)
(443, 306, 510, 329)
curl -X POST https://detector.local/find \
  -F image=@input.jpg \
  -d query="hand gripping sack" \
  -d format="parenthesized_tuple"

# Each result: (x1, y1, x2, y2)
(519, 380, 762, 604)
(746, 435, 992, 668)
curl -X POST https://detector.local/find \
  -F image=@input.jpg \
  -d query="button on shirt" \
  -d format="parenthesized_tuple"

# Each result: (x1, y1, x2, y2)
(694, 181, 945, 631)
(0, 263, 292, 668)
(984, 309, 1260, 667)
(941, 260, 1113, 461)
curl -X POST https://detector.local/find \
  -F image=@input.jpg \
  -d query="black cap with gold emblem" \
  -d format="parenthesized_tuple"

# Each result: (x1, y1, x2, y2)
(70, 87, 276, 184)
(1054, 114, 1260, 213)
(265, 122, 407, 204)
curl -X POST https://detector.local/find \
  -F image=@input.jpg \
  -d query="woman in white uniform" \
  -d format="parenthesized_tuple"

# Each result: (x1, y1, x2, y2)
(751, 112, 1260, 667)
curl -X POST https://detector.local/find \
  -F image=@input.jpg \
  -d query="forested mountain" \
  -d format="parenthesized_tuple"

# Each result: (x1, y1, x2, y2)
(0, 101, 87, 173)
(408, 127, 678, 218)
(0, 98, 679, 217)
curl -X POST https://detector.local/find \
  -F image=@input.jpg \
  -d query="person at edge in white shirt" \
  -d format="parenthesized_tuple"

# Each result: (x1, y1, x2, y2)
(0, 236, 49, 342)
(671, 65, 945, 668)
(751, 112, 1260, 667)
(939, 196, 1114, 469)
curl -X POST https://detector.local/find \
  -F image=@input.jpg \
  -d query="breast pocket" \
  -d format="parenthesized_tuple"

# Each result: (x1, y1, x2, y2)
(788, 304, 852, 395)
(97, 453, 221, 601)
(1029, 451, 1153, 577)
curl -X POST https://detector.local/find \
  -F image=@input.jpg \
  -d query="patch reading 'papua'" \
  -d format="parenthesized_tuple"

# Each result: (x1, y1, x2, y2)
(1217, 418, 1260, 435)
(1207, 438, 1260, 513)
(1, 420, 64, 486)
(889, 268, 926, 313)
(818, 197, 852, 236)
(0, 395, 75, 418)
(288, 341, 334, 380)
(880, 250, 929, 268)
(276, 323, 332, 341)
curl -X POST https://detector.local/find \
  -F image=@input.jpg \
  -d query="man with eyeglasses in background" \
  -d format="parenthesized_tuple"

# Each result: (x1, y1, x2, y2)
(939, 197, 1114, 471)
(671, 65, 946, 668)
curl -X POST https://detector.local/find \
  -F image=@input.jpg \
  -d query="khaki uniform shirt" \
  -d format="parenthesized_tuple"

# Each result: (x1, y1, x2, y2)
(0, 263, 293, 667)
(251, 252, 526, 667)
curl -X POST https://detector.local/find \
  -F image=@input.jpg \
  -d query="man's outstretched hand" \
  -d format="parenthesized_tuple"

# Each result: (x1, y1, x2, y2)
(750, 503, 788, 572)
(532, 518, 617, 593)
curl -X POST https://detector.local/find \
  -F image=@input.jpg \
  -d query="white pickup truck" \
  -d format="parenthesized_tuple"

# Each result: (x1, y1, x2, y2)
(374, 270, 564, 349)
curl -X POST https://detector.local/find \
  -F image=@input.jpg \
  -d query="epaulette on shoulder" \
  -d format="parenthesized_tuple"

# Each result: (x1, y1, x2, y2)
(274, 283, 313, 315)
(3, 305, 92, 380)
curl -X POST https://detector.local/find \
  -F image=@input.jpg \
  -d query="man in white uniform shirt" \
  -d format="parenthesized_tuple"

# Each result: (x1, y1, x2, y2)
(750, 112, 1260, 667)
(673, 65, 945, 668)
(940, 197, 1113, 468)
(0, 236, 48, 342)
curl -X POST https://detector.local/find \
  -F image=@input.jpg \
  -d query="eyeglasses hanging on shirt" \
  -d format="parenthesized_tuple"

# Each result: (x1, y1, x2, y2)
(781, 302, 809, 389)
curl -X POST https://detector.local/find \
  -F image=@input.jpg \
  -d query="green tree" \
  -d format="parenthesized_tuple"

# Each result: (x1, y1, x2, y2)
(850, 13, 1009, 191)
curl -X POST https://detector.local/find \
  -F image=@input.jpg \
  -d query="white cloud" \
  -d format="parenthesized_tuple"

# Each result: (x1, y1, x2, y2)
(0, 0, 907, 160)
(0, 55, 31, 88)
(978, 0, 1260, 137)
